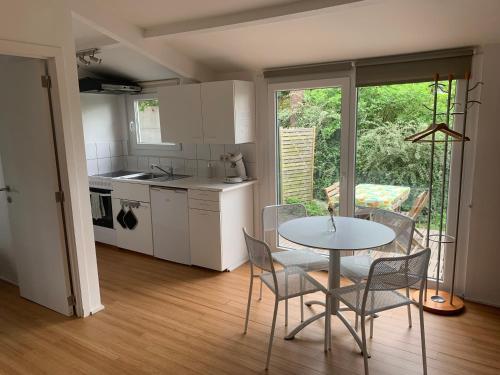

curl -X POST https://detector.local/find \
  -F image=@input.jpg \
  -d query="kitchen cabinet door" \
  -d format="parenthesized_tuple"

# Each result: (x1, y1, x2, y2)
(201, 80, 255, 144)
(158, 84, 203, 144)
(112, 198, 153, 255)
(189, 208, 222, 270)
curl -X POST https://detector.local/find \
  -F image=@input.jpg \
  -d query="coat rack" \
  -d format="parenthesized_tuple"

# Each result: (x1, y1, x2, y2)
(407, 72, 482, 315)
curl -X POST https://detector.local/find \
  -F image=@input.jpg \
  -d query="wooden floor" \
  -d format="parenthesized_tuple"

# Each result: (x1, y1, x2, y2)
(0, 244, 499, 375)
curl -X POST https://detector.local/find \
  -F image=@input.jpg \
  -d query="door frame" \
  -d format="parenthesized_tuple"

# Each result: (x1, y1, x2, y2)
(0, 39, 103, 317)
(266, 76, 355, 217)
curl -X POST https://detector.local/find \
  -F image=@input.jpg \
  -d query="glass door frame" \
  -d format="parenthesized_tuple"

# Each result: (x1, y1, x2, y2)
(266, 76, 356, 221)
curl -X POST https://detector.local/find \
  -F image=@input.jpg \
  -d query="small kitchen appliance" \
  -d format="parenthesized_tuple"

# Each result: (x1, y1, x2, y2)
(222, 152, 247, 183)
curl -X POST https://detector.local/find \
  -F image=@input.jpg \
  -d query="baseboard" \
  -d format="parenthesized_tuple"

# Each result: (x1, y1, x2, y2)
(89, 304, 105, 316)
(0, 275, 17, 286)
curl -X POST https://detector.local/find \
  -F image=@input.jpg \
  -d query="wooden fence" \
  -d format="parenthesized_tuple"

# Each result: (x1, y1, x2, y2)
(279, 127, 316, 201)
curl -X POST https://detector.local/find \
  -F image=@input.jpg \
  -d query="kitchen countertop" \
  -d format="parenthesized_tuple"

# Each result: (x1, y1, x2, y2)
(91, 173, 257, 192)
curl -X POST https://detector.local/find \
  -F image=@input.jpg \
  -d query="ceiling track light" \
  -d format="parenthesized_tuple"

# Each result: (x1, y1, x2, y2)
(76, 48, 102, 66)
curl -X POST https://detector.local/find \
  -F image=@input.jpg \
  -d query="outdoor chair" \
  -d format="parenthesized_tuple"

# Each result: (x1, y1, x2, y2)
(402, 190, 429, 248)
(340, 209, 416, 330)
(261, 204, 329, 325)
(332, 248, 431, 375)
(242, 229, 330, 370)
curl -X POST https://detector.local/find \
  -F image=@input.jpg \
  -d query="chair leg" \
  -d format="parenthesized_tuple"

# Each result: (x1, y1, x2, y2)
(369, 316, 374, 339)
(406, 288, 412, 328)
(355, 286, 360, 331)
(285, 269, 289, 326)
(360, 315, 370, 375)
(244, 274, 254, 334)
(419, 304, 428, 375)
(325, 294, 331, 352)
(300, 295, 304, 322)
(259, 273, 263, 301)
(265, 298, 279, 370)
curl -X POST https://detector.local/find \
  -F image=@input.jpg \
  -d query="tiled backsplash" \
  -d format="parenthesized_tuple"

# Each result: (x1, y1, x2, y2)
(86, 141, 257, 178)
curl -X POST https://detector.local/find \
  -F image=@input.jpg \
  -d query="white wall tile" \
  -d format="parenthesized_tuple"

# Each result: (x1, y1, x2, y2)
(210, 144, 225, 161)
(137, 156, 149, 171)
(181, 144, 197, 159)
(224, 144, 240, 155)
(126, 156, 138, 170)
(245, 162, 257, 179)
(214, 161, 226, 177)
(240, 143, 256, 163)
(148, 157, 160, 168)
(159, 157, 172, 168)
(122, 140, 129, 156)
(97, 158, 112, 174)
(172, 158, 185, 173)
(86, 159, 98, 175)
(196, 144, 211, 160)
(197, 160, 210, 177)
(85, 143, 97, 160)
(96, 143, 111, 158)
(185, 160, 197, 176)
(110, 141, 123, 157)
(111, 156, 125, 172)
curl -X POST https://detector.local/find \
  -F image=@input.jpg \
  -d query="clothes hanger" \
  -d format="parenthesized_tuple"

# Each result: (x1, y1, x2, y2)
(404, 73, 470, 143)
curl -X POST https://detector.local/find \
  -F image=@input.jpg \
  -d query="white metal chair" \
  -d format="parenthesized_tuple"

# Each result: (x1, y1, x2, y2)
(333, 248, 431, 375)
(242, 229, 330, 370)
(340, 209, 415, 330)
(261, 204, 329, 325)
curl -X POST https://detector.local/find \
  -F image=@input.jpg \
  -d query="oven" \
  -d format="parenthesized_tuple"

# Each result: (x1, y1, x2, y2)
(89, 176, 116, 245)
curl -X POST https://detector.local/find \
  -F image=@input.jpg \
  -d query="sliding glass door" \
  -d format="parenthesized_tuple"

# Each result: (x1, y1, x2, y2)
(269, 77, 353, 248)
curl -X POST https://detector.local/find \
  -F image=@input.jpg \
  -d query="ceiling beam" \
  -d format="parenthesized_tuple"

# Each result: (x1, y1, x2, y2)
(144, 0, 364, 39)
(70, 0, 214, 81)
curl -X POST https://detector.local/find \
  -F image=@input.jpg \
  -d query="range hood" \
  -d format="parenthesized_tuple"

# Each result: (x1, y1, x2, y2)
(79, 77, 142, 94)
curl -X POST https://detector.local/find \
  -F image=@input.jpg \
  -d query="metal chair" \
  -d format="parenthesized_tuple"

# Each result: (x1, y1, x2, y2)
(242, 229, 330, 370)
(340, 209, 415, 330)
(261, 204, 329, 325)
(333, 248, 431, 375)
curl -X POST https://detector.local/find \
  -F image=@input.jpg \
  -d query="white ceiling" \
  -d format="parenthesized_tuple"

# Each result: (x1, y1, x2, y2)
(72, 0, 500, 79)
(72, 17, 179, 81)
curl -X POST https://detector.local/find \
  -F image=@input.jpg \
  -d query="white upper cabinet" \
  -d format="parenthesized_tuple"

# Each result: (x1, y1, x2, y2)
(201, 81, 255, 144)
(159, 80, 255, 144)
(158, 84, 203, 144)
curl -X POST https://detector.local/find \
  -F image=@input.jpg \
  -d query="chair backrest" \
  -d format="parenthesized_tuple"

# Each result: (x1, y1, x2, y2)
(365, 248, 431, 293)
(243, 228, 275, 273)
(408, 190, 429, 220)
(371, 209, 415, 255)
(261, 204, 307, 248)
(324, 182, 340, 209)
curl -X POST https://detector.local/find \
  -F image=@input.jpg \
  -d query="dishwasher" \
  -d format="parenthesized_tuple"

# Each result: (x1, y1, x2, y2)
(150, 187, 190, 265)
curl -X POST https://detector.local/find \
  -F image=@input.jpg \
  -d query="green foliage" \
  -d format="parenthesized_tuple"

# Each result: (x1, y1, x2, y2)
(285, 197, 328, 217)
(277, 81, 454, 228)
(138, 99, 159, 112)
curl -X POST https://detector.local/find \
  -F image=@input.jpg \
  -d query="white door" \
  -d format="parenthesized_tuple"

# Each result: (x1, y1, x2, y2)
(0, 57, 73, 316)
(151, 188, 190, 265)
(158, 84, 204, 144)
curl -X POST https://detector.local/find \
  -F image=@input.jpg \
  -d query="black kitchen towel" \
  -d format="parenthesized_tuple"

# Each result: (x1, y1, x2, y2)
(117, 207, 127, 229)
(124, 207, 138, 230)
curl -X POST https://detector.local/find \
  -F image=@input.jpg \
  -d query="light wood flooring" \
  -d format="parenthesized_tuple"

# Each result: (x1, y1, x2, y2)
(0, 244, 499, 375)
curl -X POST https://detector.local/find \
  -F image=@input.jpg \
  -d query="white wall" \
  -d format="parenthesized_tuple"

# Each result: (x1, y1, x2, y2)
(464, 43, 500, 307)
(0, 154, 15, 284)
(81, 94, 128, 175)
(0, 0, 102, 316)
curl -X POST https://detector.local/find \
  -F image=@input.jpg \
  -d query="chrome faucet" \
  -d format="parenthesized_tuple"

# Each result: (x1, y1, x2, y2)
(151, 164, 173, 177)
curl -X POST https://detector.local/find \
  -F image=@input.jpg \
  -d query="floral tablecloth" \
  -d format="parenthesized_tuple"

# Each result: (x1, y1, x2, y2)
(355, 184, 411, 210)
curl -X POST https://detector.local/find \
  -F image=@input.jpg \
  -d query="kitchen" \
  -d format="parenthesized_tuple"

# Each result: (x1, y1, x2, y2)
(83, 69, 258, 272)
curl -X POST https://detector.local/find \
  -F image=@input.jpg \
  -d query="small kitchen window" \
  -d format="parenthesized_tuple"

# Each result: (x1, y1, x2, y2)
(127, 93, 181, 154)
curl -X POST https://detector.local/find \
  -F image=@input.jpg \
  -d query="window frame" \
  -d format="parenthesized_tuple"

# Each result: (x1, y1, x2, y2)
(126, 92, 181, 155)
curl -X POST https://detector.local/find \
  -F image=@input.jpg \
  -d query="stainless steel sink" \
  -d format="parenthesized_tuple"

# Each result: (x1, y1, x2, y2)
(119, 172, 190, 181)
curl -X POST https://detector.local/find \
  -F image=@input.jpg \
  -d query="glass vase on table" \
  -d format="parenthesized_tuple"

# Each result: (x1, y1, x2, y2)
(327, 204, 337, 232)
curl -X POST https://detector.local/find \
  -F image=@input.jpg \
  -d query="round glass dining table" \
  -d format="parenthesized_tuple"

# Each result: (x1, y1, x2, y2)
(278, 216, 395, 343)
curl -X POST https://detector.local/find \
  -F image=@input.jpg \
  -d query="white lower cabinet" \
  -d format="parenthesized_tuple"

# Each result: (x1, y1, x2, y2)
(188, 186, 254, 271)
(112, 198, 153, 255)
(189, 208, 222, 270)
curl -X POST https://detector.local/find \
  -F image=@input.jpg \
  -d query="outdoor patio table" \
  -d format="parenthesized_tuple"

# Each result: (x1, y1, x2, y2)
(278, 216, 395, 349)
(355, 184, 411, 210)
